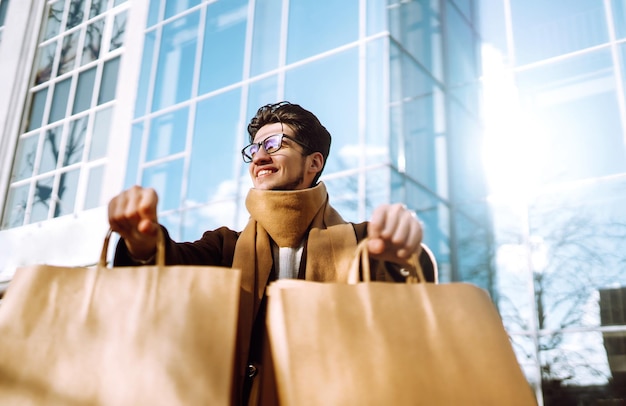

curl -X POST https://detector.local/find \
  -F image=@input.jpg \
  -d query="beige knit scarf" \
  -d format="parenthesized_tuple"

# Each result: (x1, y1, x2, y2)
(230, 182, 357, 394)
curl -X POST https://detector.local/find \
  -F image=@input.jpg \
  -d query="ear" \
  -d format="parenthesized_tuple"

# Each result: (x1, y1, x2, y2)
(307, 152, 324, 174)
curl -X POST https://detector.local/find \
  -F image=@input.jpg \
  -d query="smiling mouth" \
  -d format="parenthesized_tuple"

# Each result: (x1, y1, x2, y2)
(257, 169, 276, 177)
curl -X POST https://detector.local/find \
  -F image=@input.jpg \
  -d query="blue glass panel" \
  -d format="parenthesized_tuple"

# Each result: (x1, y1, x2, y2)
(82, 18, 105, 65)
(613, 0, 626, 39)
(152, 11, 199, 112)
(142, 158, 184, 211)
(28, 88, 49, 131)
(287, 0, 358, 63)
(43, 1, 65, 41)
(146, 107, 188, 161)
(198, 0, 247, 94)
(72, 67, 97, 114)
(246, 75, 278, 122)
(367, 0, 386, 35)
(510, 0, 609, 65)
(147, 0, 161, 27)
(181, 202, 237, 241)
(90, 107, 113, 160)
(49, 78, 72, 123)
(11, 134, 39, 182)
(58, 31, 80, 75)
(124, 123, 144, 188)
(2, 184, 29, 229)
(517, 48, 626, 182)
(39, 126, 62, 174)
(66, 0, 87, 30)
(446, 6, 479, 113)
(323, 175, 359, 223)
(250, 0, 281, 76)
(365, 38, 387, 164)
(31, 175, 54, 223)
(188, 88, 241, 204)
(134, 30, 155, 118)
(165, 0, 200, 20)
(35, 42, 57, 85)
(84, 164, 105, 209)
(451, 0, 472, 21)
(109, 10, 127, 51)
(389, 0, 443, 82)
(89, 0, 108, 19)
(284, 48, 359, 174)
(54, 168, 80, 217)
(98, 56, 120, 104)
(65, 116, 87, 166)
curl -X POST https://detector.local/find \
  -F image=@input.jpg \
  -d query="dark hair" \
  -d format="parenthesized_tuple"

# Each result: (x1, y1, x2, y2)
(247, 101, 331, 185)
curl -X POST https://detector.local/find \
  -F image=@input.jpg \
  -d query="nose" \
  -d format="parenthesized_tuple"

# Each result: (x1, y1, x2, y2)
(252, 145, 272, 163)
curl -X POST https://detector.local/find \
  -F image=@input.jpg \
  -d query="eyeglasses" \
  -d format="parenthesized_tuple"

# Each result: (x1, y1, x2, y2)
(241, 133, 309, 163)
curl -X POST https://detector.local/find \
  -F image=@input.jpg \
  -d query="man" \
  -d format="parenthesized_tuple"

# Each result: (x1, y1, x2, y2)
(109, 101, 436, 405)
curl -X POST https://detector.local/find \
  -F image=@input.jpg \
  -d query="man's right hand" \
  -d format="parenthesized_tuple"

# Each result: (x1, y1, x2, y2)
(108, 186, 160, 260)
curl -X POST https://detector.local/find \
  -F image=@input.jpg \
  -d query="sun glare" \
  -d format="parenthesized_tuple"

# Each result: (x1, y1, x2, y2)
(481, 45, 547, 205)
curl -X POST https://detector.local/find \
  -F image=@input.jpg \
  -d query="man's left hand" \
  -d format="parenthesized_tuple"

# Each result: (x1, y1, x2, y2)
(367, 203, 423, 264)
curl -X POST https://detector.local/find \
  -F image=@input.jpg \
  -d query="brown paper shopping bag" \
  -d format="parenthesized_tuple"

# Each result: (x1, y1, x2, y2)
(267, 240, 537, 406)
(0, 229, 241, 406)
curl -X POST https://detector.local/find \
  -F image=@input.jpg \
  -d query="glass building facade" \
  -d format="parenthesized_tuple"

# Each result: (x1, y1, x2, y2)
(1, 0, 625, 404)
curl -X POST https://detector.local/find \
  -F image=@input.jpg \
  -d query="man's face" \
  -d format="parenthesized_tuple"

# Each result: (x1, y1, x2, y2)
(248, 122, 319, 190)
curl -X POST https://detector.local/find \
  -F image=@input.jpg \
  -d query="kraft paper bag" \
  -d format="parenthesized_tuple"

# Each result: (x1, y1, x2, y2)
(0, 229, 241, 406)
(267, 240, 536, 406)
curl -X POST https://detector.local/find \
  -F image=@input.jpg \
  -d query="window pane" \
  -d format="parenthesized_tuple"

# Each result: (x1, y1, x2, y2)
(114, 0, 127, 6)
(98, 56, 120, 104)
(43, 1, 65, 41)
(287, 0, 358, 63)
(147, 0, 161, 27)
(188, 89, 240, 204)
(82, 18, 105, 65)
(54, 169, 80, 217)
(152, 12, 199, 111)
(142, 159, 184, 211)
(72, 67, 96, 114)
(250, 0, 281, 76)
(90, 107, 112, 160)
(58, 31, 80, 75)
(517, 49, 626, 183)
(31, 175, 54, 223)
(124, 123, 143, 188)
(110, 10, 128, 51)
(35, 42, 57, 85)
(284, 49, 359, 174)
(247, 76, 278, 120)
(11, 134, 39, 182)
(89, 0, 108, 19)
(510, 0, 608, 65)
(147, 107, 188, 161)
(84, 164, 105, 209)
(65, 116, 87, 166)
(165, 0, 200, 19)
(134, 30, 155, 117)
(389, 0, 444, 82)
(613, 0, 626, 39)
(198, 0, 246, 94)
(367, 0, 386, 35)
(39, 126, 62, 174)
(66, 0, 87, 30)
(2, 184, 29, 229)
(28, 88, 49, 131)
(49, 78, 72, 123)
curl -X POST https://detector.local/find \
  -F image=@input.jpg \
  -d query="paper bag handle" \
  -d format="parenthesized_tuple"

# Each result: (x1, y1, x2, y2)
(98, 228, 166, 268)
(347, 239, 426, 284)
